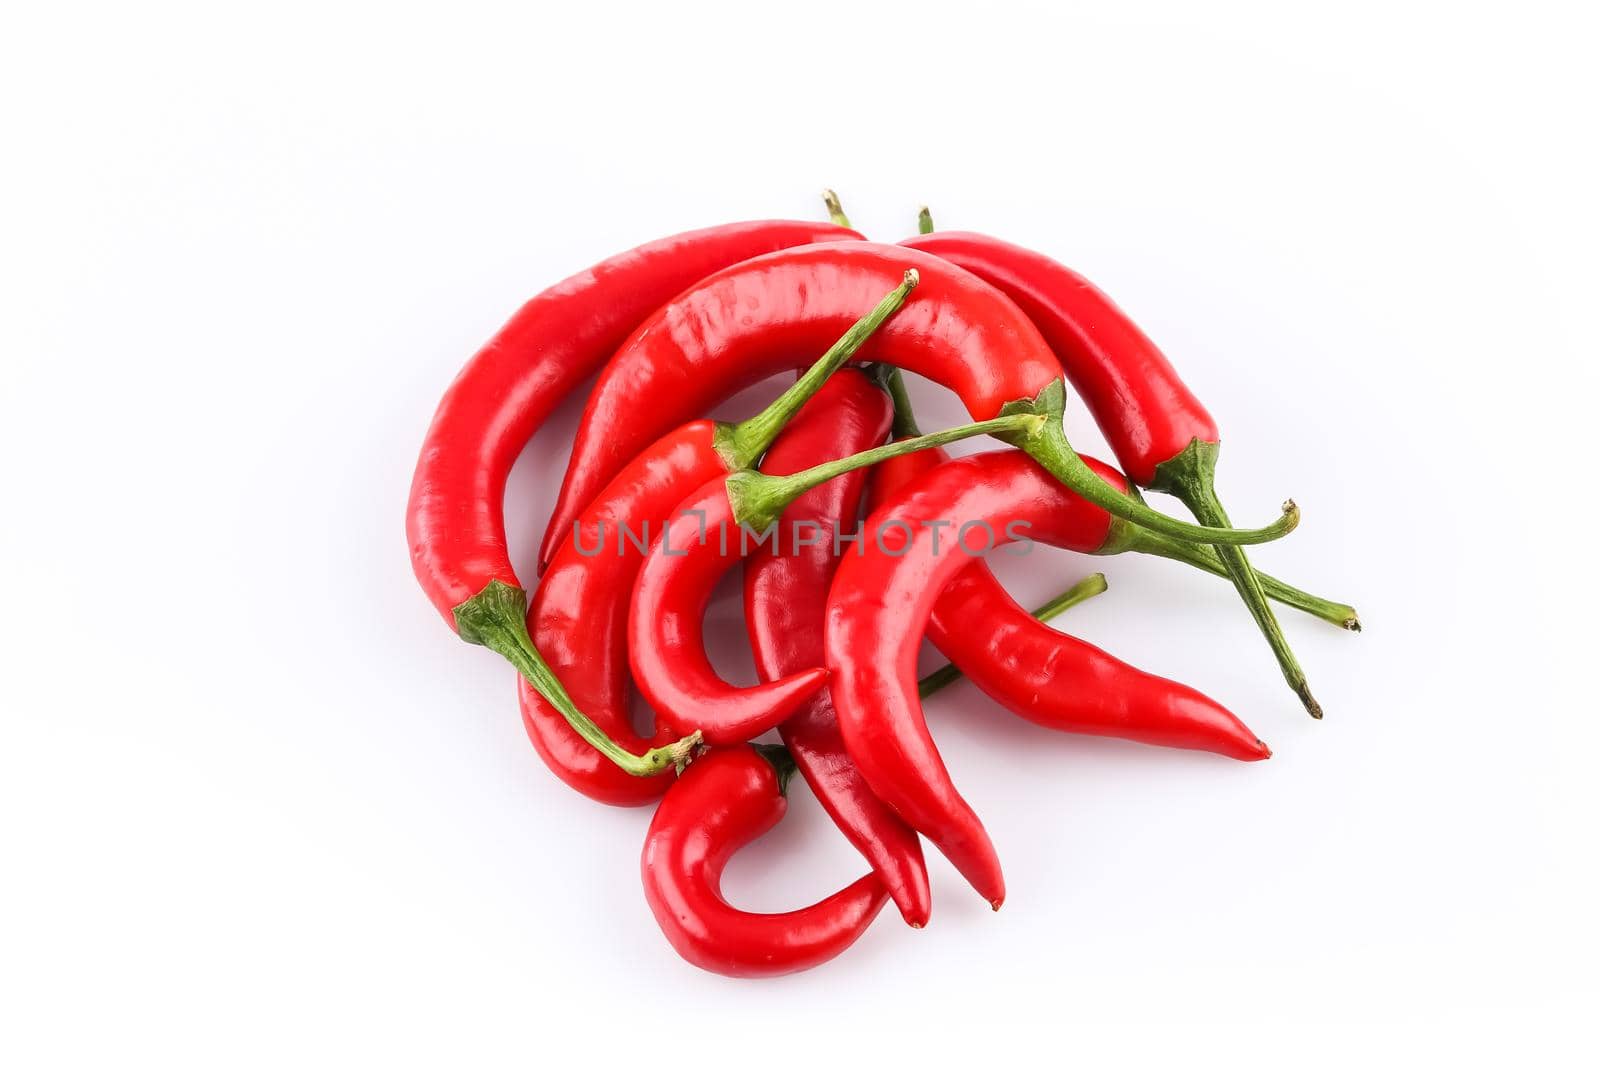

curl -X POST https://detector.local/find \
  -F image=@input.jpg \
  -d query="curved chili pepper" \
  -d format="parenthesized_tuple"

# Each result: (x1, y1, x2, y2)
(630, 470, 829, 744)
(913, 560, 1269, 760)
(524, 448, 705, 802)
(903, 225, 1337, 717)
(741, 368, 931, 928)
(641, 744, 889, 978)
(828, 444, 1298, 907)
(537, 241, 1300, 576)
(524, 275, 918, 803)
(407, 219, 858, 776)
(629, 412, 1044, 748)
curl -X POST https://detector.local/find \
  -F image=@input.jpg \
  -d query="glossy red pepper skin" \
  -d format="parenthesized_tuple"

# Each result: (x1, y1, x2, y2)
(629, 371, 908, 745)
(922, 565, 1268, 759)
(826, 448, 1170, 907)
(537, 241, 1062, 573)
(640, 746, 890, 978)
(525, 272, 915, 799)
(408, 219, 857, 626)
(742, 374, 931, 929)
(520, 422, 729, 805)
(628, 477, 832, 745)
(901, 231, 1214, 488)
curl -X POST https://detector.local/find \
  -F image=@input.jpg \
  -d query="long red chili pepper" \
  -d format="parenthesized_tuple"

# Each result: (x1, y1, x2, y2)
(641, 744, 889, 978)
(902, 222, 1331, 717)
(827, 442, 1305, 907)
(407, 219, 857, 776)
(536, 241, 1300, 576)
(738, 367, 931, 928)
(629, 412, 1045, 748)
(913, 561, 1270, 760)
(522, 275, 918, 803)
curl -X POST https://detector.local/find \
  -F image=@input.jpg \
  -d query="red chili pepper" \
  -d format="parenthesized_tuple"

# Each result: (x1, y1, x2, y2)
(407, 219, 857, 776)
(641, 744, 889, 978)
(903, 225, 1333, 717)
(913, 561, 1269, 760)
(521, 423, 718, 805)
(629, 411, 1045, 749)
(523, 276, 918, 802)
(537, 242, 1299, 577)
(828, 441, 1307, 907)
(738, 368, 932, 928)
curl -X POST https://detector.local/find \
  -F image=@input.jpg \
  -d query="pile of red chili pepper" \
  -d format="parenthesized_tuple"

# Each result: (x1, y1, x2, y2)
(407, 192, 1359, 978)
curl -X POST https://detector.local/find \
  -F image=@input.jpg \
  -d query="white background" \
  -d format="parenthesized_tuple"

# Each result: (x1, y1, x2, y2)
(4, 1, 1597, 1062)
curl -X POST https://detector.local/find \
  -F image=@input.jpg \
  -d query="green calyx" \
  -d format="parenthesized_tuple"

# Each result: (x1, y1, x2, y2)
(751, 743, 798, 795)
(917, 206, 934, 234)
(725, 412, 1046, 530)
(714, 269, 920, 470)
(918, 572, 1109, 699)
(1150, 438, 1323, 719)
(454, 580, 701, 775)
(1148, 437, 1222, 498)
(453, 577, 531, 648)
(1002, 381, 1300, 548)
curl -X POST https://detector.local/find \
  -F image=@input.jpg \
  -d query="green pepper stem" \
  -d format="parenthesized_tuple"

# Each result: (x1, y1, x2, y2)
(1256, 571, 1359, 631)
(1113, 525, 1360, 630)
(917, 573, 1108, 698)
(1004, 381, 1299, 547)
(1151, 439, 1321, 718)
(883, 367, 923, 438)
(727, 413, 1045, 528)
(822, 189, 851, 229)
(917, 206, 934, 234)
(454, 581, 700, 775)
(718, 270, 918, 468)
